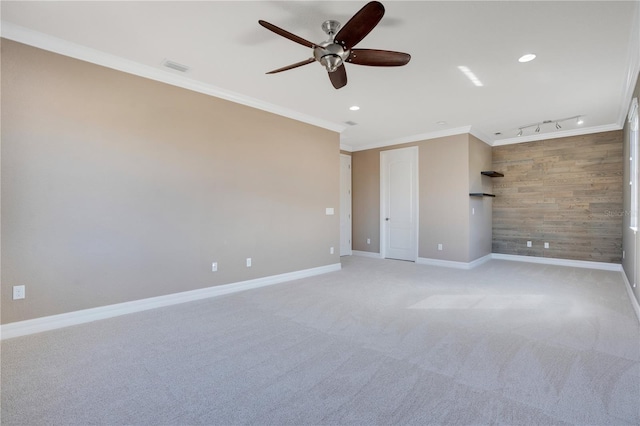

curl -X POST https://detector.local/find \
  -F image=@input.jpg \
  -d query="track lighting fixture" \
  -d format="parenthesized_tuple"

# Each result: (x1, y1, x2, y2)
(515, 115, 584, 136)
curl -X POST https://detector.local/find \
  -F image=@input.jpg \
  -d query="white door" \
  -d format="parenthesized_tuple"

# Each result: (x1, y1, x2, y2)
(381, 147, 418, 261)
(340, 154, 352, 256)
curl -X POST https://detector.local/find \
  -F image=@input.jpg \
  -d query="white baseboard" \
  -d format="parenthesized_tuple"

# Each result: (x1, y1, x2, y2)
(1, 263, 341, 340)
(352, 250, 383, 259)
(416, 254, 491, 270)
(619, 270, 640, 323)
(490, 253, 623, 271)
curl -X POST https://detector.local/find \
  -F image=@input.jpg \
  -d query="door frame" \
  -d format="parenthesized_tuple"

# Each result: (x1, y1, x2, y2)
(380, 146, 419, 261)
(340, 154, 352, 256)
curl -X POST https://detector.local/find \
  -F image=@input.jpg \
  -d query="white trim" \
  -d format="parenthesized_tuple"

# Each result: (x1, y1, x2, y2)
(340, 143, 354, 152)
(340, 154, 353, 257)
(629, 98, 639, 123)
(417, 254, 492, 270)
(0, 21, 346, 135)
(352, 126, 472, 152)
(0, 263, 341, 340)
(351, 250, 383, 259)
(620, 269, 640, 323)
(492, 124, 622, 147)
(490, 253, 622, 271)
(617, 1, 640, 128)
(468, 127, 494, 146)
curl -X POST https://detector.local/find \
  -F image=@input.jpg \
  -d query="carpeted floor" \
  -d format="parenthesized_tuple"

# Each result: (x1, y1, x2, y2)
(2, 256, 639, 425)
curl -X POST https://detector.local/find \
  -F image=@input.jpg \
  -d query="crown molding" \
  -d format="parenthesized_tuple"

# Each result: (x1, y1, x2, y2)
(616, 1, 640, 128)
(492, 123, 622, 146)
(351, 126, 472, 152)
(468, 127, 494, 146)
(340, 143, 354, 152)
(1, 21, 347, 134)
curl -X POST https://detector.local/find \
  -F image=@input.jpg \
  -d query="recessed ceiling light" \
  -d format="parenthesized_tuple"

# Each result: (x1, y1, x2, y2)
(436, 121, 447, 125)
(518, 54, 536, 63)
(457, 66, 483, 87)
(349, 106, 360, 111)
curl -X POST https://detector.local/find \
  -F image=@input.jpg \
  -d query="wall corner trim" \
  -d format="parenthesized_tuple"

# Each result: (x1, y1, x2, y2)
(0, 263, 341, 340)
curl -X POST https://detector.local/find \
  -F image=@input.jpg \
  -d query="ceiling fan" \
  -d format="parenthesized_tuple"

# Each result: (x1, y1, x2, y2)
(258, 1, 411, 89)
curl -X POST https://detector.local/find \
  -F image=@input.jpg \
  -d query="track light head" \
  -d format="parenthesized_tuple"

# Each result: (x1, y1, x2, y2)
(555, 122, 561, 129)
(577, 116, 584, 125)
(535, 124, 540, 132)
(517, 129, 523, 137)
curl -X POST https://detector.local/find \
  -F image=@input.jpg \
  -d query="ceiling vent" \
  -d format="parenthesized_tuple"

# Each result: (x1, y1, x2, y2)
(344, 121, 358, 126)
(162, 60, 190, 73)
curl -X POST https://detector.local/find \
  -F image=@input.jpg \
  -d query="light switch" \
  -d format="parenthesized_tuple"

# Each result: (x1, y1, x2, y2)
(325, 208, 334, 215)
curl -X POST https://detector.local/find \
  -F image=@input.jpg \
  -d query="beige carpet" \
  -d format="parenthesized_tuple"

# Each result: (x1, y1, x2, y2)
(2, 256, 639, 425)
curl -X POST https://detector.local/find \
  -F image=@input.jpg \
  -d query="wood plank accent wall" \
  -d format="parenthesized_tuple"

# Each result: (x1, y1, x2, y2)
(492, 131, 624, 263)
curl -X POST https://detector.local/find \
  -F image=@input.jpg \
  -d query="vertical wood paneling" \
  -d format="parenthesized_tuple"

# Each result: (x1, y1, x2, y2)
(492, 131, 623, 263)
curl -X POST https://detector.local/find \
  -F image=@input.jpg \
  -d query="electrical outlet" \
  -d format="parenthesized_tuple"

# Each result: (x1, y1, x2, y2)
(544, 242, 549, 249)
(472, 207, 475, 215)
(13, 285, 25, 300)
(437, 243, 443, 251)
(246, 258, 252, 267)
(212, 262, 218, 272)
(367, 238, 371, 245)
(330, 247, 334, 254)
(623, 250, 626, 259)
(527, 241, 532, 248)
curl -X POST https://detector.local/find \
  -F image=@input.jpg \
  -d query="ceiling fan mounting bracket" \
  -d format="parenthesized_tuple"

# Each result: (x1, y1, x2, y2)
(321, 20, 341, 38)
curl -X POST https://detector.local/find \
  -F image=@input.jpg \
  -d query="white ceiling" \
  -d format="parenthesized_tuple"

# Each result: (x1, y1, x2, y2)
(2, 1, 639, 151)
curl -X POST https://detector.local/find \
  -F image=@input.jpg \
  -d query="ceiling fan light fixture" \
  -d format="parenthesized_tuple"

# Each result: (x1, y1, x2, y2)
(321, 55, 343, 73)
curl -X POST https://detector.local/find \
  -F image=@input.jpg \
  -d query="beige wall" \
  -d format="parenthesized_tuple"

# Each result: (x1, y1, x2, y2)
(419, 135, 470, 262)
(1, 40, 340, 324)
(492, 131, 623, 263)
(622, 72, 640, 306)
(351, 134, 490, 263)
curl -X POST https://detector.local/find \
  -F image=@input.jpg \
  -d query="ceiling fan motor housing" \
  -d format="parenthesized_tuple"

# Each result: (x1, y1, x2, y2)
(314, 41, 350, 73)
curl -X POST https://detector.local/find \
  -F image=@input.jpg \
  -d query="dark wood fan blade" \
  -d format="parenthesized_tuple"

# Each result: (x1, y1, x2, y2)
(266, 58, 316, 74)
(334, 1, 385, 50)
(259, 20, 316, 49)
(328, 65, 347, 89)
(347, 49, 411, 66)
